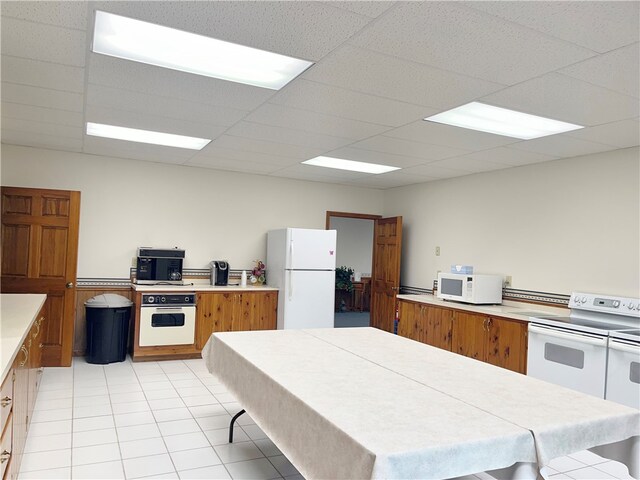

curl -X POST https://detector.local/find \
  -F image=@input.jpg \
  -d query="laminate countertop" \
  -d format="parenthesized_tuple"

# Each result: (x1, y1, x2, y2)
(132, 284, 278, 293)
(396, 294, 569, 323)
(1, 294, 46, 382)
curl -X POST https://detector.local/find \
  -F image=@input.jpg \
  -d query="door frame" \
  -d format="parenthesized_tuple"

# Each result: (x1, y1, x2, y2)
(326, 211, 381, 315)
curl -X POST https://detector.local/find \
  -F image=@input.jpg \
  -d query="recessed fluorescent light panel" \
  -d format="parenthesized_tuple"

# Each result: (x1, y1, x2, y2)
(86, 122, 211, 150)
(302, 156, 400, 174)
(92, 10, 313, 90)
(424, 102, 583, 140)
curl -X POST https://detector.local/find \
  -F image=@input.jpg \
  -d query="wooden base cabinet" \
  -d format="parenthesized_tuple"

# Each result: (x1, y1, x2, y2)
(196, 291, 278, 349)
(3, 311, 45, 480)
(452, 311, 527, 374)
(397, 301, 453, 351)
(397, 300, 527, 374)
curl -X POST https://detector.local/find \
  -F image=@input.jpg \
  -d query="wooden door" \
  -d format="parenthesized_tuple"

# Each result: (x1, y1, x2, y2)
(397, 300, 419, 341)
(213, 293, 241, 332)
(452, 311, 487, 361)
(370, 216, 402, 333)
(422, 305, 453, 351)
(243, 292, 278, 331)
(1, 187, 80, 367)
(486, 317, 528, 374)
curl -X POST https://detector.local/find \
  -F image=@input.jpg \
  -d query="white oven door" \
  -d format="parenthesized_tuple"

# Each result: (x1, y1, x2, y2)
(139, 306, 196, 347)
(606, 339, 640, 409)
(527, 324, 608, 398)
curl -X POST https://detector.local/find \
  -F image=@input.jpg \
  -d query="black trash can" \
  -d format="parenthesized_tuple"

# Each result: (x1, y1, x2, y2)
(85, 294, 133, 364)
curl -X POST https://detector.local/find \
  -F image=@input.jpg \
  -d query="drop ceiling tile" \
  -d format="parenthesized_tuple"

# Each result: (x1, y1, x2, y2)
(565, 119, 640, 149)
(509, 135, 617, 158)
(330, 2, 395, 18)
(1, 56, 85, 93)
(428, 156, 509, 173)
(1, 17, 86, 67)
(89, 1, 373, 61)
(386, 121, 520, 151)
(82, 136, 195, 164)
(197, 145, 298, 167)
(1, 117, 82, 139)
(1, 1, 88, 29)
(349, 135, 471, 162)
(453, 147, 559, 167)
(245, 103, 390, 141)
(226, 122, 352, 151)
(303, 45, 504, 109)
(86, 84, 246, 127)
(1, 128, 82, 152)
(85, 105, 227, 141)
(349, 2, 595, 85)
(559, 43, 640, 99)
(270, 79, 433, 127)
(481, 72, 640, 126)
(401, 164, 470, 179)
(210, 135, 324, 161)
(1, 102, 83, 128)
(185, 156, 283, 175)
(1, 83, 84, 112)
(270, 164, 369, 182)
(324, 147, 424, 169)
(87, 54, 272, 111)
(344, 171, 435, 189)
(465, 1, 640, 53)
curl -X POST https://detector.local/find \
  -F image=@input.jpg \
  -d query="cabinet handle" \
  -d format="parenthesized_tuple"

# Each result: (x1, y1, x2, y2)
(0, 450, 10, 463)
(19, 346, 29, 367)
(483, 318, 488, 331)
(0, 396, 11, 407)
(33, 318, 42, 337)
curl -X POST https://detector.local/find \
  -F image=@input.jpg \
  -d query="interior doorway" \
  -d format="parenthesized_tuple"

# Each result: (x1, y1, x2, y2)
(326, 211, 380, 328)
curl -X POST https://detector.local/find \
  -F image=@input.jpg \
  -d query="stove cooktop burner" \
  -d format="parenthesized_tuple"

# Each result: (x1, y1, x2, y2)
(531, 315, 633, 335)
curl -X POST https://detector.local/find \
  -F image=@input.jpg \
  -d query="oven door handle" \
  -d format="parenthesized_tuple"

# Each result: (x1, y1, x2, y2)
(609, 340, 640, 354)
(529, 324, 608, 346)
(151, 307, 187, 312)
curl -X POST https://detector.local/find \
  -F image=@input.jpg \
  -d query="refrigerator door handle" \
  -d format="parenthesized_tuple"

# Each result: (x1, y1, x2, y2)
(288, 269, 293, 301)
(290, 239, 294, 267)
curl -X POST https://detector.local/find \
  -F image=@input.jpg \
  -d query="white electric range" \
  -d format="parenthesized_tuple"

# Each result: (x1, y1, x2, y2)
(527, 292, 640, 408)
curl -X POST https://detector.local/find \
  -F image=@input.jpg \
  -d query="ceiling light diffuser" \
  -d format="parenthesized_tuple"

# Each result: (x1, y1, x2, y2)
(424, 102, 584, 140)
(92, 10, 313, 90)
(302, 156, 400, 174)
(86, 122, 211, 150)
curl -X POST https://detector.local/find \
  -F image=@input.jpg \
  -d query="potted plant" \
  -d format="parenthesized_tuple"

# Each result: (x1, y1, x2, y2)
(335, 266, 354, 312)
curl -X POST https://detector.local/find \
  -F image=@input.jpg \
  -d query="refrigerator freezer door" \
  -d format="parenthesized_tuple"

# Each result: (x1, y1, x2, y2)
(280, 270, 335, 329)
(287, 228, 337, 270)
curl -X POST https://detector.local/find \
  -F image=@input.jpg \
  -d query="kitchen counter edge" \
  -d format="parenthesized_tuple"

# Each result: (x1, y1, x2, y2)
(132, 284, 279, 292)
(1, 294, 47, 383)
(396, 294, 569, 323)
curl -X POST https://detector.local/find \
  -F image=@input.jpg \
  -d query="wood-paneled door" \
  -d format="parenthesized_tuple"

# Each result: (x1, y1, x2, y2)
(370, 216, 402, 333)
(1, 187, 81, 367)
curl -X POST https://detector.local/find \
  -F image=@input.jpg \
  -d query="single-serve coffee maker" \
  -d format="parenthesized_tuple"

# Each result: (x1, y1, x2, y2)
(210, 260, 229, 286)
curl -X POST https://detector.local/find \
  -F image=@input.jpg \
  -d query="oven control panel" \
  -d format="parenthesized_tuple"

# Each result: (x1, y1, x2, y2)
(142, 293, 196, 306)
(569, 292, 640, 316)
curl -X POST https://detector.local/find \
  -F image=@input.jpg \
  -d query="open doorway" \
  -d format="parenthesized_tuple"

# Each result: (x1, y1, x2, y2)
(326, 211, 381, 328)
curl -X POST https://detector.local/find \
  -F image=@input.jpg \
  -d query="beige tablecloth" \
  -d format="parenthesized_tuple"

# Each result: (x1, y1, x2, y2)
(202, 328, 639, 479)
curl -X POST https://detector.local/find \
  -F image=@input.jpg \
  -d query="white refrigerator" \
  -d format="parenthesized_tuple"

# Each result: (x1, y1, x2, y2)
(267, 228, 337, 330)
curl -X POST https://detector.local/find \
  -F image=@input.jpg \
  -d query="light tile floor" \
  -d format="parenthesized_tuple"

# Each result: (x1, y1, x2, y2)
(19, 357, 632, 480)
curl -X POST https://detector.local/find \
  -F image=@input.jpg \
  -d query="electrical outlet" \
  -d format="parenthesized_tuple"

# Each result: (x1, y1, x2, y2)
(505, 275, 512, 287)
(435, 246, 440, 256)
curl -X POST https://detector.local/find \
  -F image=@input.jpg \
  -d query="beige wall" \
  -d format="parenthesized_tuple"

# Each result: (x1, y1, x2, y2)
(383, 147, 640, 297)
(329, 216, 374, 276)
(0, 145, 383, 277)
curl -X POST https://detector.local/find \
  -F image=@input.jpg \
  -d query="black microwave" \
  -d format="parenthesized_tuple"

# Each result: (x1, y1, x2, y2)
(135, 247, 185, 284)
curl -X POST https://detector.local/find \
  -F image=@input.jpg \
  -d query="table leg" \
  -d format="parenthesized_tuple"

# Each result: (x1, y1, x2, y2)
(229, 409, 246, 443)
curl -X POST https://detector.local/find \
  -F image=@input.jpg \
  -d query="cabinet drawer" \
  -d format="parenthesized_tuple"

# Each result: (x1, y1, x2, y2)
(0, 373, 12, 436)
(0, 411, 11, 480)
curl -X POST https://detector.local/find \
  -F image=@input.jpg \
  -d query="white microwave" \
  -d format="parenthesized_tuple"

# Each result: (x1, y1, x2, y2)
(437, 273, 503, 304)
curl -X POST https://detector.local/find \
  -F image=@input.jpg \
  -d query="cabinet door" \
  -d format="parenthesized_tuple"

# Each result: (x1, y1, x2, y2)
(486, 317, 527, 373)
(422, 306, 453, 351)
(196, 293, 213, 350)
(452, 311, 487, 361)
(242, 292, 277, 331)
(397, 301, 419, 341)
(212, 293, 240, 333)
